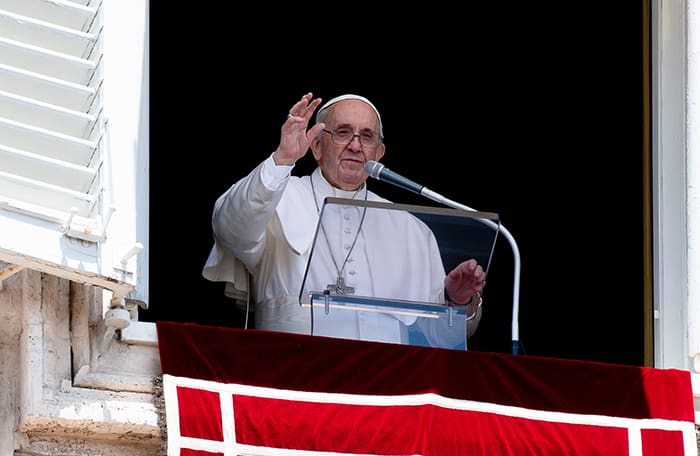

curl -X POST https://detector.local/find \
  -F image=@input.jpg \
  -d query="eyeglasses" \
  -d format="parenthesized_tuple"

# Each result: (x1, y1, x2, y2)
(322, 128, 383, 148)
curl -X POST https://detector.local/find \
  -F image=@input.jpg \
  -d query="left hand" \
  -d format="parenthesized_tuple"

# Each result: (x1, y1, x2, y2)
(444, 259, 486, 305)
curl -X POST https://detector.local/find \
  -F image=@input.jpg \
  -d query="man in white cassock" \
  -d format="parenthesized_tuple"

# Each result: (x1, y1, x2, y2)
(203, 93, 487, 347)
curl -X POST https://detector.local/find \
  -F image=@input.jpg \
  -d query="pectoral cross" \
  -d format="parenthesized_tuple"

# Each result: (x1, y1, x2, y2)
(327, 276, 355, 295)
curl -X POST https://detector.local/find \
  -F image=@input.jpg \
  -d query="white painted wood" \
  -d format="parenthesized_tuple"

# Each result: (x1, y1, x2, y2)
(0, 35, 96, 84)
(687, 0, 700, 367)
(0, 0, 96, 31)
(0, 62, 96, 110)
(0, 8, 96, 57)
(0, 89, 96, 136)
(653, 0, 690, 370)
(0, 144, 96, 192)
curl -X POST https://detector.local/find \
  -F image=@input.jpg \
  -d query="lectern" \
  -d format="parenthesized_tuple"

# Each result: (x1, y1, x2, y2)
(298, 197, 500, 350)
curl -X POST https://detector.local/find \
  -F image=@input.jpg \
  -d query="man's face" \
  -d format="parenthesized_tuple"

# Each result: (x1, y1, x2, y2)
(311, 99, 385, 191)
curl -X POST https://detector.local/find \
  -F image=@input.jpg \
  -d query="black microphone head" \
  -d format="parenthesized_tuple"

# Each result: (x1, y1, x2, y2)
(364, 160, 383, 179)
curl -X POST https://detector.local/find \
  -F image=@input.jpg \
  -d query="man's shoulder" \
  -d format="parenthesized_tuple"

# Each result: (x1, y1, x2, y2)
(285, 174, 312, 192)
(278, 174, 313, 208)
(367, 190, 391, 203)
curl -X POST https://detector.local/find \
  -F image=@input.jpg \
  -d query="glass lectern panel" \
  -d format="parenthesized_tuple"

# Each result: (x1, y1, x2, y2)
(298, 197, 500, 350)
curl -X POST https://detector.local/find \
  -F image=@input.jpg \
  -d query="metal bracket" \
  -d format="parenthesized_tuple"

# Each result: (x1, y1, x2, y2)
(60, 206, 115, 243)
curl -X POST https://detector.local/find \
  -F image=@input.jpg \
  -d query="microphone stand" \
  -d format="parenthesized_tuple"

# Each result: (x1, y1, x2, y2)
(421, 188, 522, 355)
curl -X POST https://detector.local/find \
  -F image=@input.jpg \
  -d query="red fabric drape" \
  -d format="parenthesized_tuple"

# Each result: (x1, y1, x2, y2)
(157, 321, 697, 456)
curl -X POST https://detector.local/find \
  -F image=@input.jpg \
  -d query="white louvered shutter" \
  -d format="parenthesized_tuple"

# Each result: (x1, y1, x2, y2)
(0, 0, 147, 303)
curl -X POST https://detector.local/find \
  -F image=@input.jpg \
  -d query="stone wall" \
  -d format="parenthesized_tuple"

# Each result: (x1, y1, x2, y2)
(1, 269, 162, 455)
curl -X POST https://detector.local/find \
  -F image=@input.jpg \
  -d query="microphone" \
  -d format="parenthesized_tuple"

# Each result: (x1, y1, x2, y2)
(365, 160, 468, 208)
(364, 159, 523, 355)
(364, 160, 424, 195)
(364, 159, 473, 211)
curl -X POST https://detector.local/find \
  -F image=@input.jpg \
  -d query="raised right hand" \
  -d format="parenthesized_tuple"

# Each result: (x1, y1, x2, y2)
(272, 92, 326, 166)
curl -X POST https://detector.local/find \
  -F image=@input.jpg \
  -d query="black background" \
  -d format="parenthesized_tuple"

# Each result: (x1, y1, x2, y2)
(146, 4, 645, 365)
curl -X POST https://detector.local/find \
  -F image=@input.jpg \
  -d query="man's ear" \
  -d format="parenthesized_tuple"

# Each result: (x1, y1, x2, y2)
(374, 144, 386, 162)
(311, 136, 322, 161)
